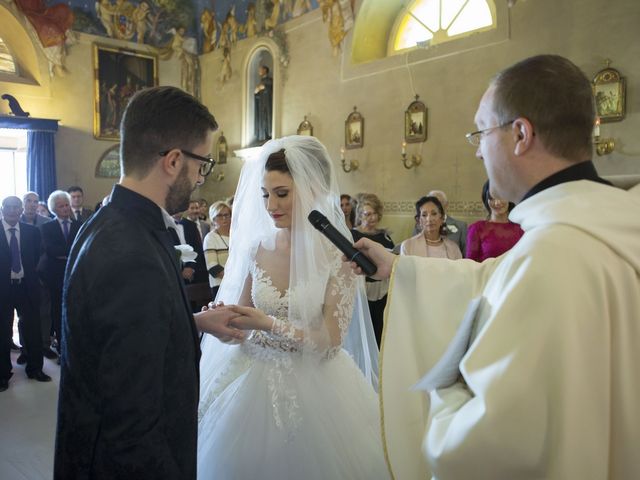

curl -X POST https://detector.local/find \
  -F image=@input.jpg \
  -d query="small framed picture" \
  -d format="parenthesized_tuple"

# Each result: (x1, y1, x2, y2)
(95, 144, 121, 178)
(592, 63, 625, 123)
(404, 95, 427, 143)
(93, 44, 158, 140)
(216, 132, 228, 165)
(345, 106, 364, 149)
(297, 116, 314, 136)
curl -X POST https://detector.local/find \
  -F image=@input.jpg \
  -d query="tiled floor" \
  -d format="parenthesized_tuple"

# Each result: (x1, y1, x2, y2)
(0, 328, 58, 480)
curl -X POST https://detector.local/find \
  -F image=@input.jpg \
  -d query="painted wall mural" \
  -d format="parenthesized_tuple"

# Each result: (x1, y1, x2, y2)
(40, 0, 330, 53)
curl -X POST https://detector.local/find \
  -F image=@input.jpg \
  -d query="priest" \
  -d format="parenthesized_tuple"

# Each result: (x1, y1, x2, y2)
(352, 55, 640, 480)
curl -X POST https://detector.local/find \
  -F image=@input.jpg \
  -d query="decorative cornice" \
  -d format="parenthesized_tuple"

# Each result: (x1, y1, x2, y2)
(383, 200, 485, 218)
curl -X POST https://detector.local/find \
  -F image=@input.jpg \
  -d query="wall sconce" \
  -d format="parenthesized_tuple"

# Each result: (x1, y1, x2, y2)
(401, 141, 422, 169)
(340, 146, 358, 173)
(593, 117, 615, 156)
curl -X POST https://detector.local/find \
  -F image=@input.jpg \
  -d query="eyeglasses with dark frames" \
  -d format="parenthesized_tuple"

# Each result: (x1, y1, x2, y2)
(465, 120, 515, 147)
(159, 149, 216, 177)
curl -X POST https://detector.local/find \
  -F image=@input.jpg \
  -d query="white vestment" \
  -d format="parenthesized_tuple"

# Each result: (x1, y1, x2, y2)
(381, 180, 640, 480)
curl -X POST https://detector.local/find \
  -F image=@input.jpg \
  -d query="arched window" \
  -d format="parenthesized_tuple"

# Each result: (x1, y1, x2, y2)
(0, 36, 17, 74)
(393, 0, 496, 52)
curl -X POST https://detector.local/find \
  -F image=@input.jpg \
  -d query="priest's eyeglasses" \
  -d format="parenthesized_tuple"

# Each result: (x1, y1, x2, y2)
(159, 149, 216, 177)
(465, 120, 515, 146)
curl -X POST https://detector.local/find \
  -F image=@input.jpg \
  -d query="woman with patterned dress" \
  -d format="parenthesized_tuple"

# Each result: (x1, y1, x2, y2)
(197, 136, 386, 479)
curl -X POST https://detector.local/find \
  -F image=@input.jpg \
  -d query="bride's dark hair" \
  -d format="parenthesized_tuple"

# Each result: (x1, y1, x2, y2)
(265, 149, 289, 174)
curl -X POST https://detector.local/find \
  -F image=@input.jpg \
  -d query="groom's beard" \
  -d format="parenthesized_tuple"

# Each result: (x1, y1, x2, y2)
(165, 164, 194, 215)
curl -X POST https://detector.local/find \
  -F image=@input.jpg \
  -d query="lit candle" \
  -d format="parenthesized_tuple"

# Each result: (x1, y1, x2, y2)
(402, 141, 407, 155)
(593, 117, 600, 138)
(340, 147, 345, 160)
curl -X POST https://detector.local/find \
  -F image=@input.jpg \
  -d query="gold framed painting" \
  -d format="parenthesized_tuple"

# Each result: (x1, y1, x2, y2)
(345, 106, 364, 149)
(592, 63, 625, 123)
(404, 95, 427, 143)
(93, 44, 158, 140)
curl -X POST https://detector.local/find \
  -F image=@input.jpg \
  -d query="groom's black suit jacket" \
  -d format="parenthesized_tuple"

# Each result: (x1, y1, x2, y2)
(54, 185, 201, 480)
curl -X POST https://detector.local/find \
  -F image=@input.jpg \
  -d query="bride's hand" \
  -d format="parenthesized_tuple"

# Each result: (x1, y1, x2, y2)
(228, 305, 272, 331)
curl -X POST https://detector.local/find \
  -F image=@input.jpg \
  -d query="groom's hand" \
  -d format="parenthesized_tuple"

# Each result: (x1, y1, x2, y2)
(194, 306, 246, 342)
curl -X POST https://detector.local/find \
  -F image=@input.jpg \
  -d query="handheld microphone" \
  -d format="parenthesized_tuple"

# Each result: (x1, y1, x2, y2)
(308, 210, 378, 277)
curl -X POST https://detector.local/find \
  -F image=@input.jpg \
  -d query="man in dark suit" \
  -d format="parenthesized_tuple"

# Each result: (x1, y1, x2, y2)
(1, 196, 51, 392)
(55, 86, 245, 479)
(186, 199, 210, 240)
(67, 186, 94, 223)
(40, 190, 80, 349)
(178, 214, 209, 312)
(18, 191, 56, 361)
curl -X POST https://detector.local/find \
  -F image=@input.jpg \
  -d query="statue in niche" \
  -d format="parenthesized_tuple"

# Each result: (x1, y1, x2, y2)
(132, 1, 149, 43)
(201, 9, 218, 53)
(239, 3, 257, 38)
(219, 47, 232, 84)
(254, 65, 273, 144)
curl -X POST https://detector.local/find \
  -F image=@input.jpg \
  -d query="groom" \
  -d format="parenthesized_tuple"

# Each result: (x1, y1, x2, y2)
(54, 86, 244, 479)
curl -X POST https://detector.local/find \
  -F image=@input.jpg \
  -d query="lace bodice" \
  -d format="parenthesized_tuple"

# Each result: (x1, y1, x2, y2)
(241, 256, 356, 361)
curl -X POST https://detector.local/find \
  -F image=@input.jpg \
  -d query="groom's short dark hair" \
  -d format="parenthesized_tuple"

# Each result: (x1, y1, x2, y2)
(120, 86, 218, 179)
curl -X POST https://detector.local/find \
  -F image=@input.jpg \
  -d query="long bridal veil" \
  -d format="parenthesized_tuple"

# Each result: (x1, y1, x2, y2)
(198, 136, 379, 419)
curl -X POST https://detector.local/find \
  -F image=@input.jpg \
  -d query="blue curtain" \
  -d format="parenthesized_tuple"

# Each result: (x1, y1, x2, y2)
(27, 130, 58, 200)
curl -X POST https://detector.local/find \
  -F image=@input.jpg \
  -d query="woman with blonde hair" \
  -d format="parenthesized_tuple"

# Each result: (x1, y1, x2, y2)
(202, 201, 231, 298)
(351, 193, 394, 346)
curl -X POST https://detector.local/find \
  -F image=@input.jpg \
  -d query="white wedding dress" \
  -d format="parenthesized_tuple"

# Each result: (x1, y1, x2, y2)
(197, 258, 389, 479)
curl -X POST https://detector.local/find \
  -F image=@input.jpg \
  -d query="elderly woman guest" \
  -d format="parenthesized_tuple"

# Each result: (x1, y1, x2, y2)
(340, 194, 356, 229)
(466, 181, 523, 262)
(202, 201, 231, 298)
(350, 193, 394, 347)
(401, 196, 462, 259)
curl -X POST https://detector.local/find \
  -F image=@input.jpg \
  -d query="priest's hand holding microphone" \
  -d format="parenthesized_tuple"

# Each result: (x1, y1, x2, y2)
(308, 210, 396, 280)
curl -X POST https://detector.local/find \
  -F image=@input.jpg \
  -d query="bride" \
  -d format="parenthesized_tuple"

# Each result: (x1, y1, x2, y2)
(197, 136, 388, 479)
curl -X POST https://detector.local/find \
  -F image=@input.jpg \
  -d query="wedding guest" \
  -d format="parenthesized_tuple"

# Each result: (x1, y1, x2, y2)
(18, 192, 55, 361)
(351, 193, 394, 347)
(400, 196, 462, 259)
(67, 186, 94, 223)
(202, 201, 231, 299)
(36, 201, 52, 218)
(40, 190, 80, 351)
(20, 192, 52, 227)
(1, 196, 51, 393)
(340, 193, 356, 229)
(466, 180, 523, 261)
(411, 190, 467, 254)
(186, 199, 210, 240)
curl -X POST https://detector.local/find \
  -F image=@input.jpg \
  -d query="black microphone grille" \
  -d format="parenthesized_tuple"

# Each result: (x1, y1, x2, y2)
(308, 210, 327, 229)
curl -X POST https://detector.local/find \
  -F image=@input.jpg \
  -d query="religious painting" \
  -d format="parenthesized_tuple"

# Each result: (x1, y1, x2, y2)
(345, 106, 363, 149)
(95, 144, 121, 178)
(296, 115, 313, 136)
(93, 44, 158, 140)
(404, 95, 427, 143)
(592, 63, 625, 123)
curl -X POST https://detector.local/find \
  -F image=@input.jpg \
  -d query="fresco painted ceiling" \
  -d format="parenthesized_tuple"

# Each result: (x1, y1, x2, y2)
(46, 0, 320, 52)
